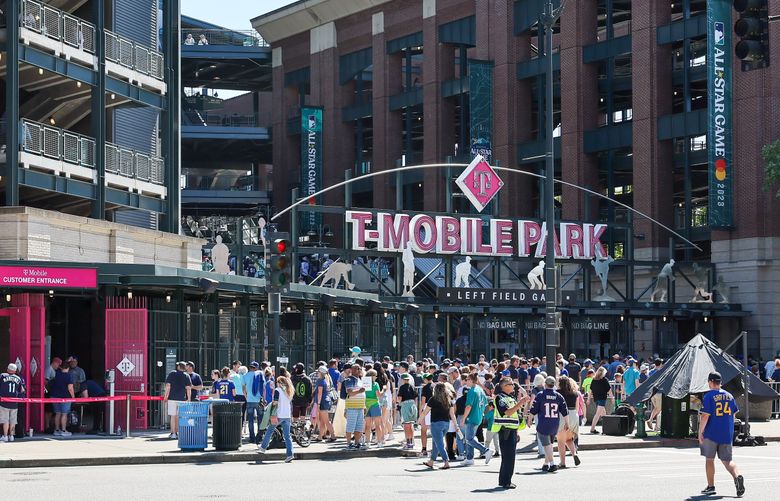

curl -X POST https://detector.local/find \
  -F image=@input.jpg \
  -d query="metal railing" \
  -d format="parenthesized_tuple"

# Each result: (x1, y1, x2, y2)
(769, 382, 780, 419)
(105, 30, 165, 81)
(105, 142, 165, 185)
(21, 0, 96, 53)
(22, 119, 95, 169)
(183, 110, 259, 127)
(181, 29, 267, 47)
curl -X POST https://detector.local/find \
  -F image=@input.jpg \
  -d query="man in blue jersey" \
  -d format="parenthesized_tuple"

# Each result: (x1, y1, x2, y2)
(530, 376, 568, 472)
(698, 372, 745, 497)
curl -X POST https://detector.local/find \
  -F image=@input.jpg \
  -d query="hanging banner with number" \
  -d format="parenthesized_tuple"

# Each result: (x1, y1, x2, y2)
(301, 106, 323, 234)
(707, 1, 733, 229)
(469, 60, 493, 162)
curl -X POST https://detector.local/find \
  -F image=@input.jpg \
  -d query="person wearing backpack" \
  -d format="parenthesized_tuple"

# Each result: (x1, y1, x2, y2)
(242, 361, 265, 444)
(291, 363, 313, 422)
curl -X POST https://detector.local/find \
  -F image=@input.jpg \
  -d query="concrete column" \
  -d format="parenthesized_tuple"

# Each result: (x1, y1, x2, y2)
(270, 49, 297, 227)
(631, 1, 673, 254)
(560, 0, 599, 221)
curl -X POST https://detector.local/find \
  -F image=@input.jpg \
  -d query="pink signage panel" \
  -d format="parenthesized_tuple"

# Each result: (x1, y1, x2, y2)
(0, 266, 97, 289)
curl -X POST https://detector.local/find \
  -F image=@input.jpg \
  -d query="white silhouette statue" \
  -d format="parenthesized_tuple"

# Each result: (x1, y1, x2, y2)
(454, 256, 472, 288)
(650, 259, 675, 302)
(402, 242, 415, 296)
(591, 255, 616, 301)
(527, 260, 546, 290)
(211, 234, 230, 274)
(710, 275, 729, 304)
(320, 262, 355, 290)
(258, 217, 267, 247)
(690, 262, 713, 303)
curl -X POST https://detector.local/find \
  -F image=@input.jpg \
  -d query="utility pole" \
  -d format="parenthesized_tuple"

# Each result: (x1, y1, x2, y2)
(542, 0, 567, 375)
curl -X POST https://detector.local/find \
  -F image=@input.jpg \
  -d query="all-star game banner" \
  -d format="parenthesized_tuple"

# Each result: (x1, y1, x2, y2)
(301, 106, 323, 234)
(707, 0, 733, 229)
(469, 60, 493, 162)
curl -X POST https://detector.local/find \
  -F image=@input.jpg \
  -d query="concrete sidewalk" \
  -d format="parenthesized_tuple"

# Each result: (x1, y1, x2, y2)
(2, 420, 778, 469)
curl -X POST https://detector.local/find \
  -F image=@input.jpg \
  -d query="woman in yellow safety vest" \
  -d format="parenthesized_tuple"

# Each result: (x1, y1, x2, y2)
(492, 377, 526, 489)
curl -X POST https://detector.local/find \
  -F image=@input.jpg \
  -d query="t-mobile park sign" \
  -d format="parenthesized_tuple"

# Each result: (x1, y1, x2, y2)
(345, 211, 609, 259)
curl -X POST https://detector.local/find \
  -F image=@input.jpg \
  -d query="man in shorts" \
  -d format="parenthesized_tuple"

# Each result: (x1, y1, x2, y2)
(0, 364, 25, 441)
(698, 371, 744, 497)
(344, 364, 366, 450)
(163, 361, 192, 439)
(530, 376, 568, 472)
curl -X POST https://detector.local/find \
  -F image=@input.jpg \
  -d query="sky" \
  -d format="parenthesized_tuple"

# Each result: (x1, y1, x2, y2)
(182, 0, 293, 30)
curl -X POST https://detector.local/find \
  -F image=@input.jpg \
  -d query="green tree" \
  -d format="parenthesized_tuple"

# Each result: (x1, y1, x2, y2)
(762, 139, 780, 197)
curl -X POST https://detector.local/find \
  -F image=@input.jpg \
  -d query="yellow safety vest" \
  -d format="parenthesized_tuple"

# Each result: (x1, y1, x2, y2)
(490, 394, 520, 432)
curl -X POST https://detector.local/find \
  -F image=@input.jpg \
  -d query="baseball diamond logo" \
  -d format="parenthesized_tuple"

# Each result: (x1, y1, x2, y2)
(455, 155, 504, 213)
(714, 21, 725, 45)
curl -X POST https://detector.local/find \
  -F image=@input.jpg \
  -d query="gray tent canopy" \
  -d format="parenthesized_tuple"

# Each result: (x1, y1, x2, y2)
(625, 334, 779, 405)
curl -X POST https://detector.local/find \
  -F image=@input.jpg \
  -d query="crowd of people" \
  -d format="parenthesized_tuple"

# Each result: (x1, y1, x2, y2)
(158, 351, 665, 470)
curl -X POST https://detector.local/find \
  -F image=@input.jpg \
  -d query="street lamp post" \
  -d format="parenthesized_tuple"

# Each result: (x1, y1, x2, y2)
(542, 0, 566, 375)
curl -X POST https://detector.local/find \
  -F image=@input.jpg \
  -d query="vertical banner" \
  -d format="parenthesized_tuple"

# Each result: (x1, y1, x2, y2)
(707, 1, 733, 228)
(469, 60, 493, 162)
(300, 106, 323, 234)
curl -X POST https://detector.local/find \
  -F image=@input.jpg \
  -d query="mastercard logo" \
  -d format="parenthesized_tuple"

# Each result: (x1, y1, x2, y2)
(715, 158, 727, 181)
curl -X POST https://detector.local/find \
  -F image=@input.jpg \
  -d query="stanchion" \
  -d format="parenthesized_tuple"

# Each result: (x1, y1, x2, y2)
(126, 394, 131, 438)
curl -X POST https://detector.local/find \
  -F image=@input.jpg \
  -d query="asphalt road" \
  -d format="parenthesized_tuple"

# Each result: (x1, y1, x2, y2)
(2, 444, 777, 500)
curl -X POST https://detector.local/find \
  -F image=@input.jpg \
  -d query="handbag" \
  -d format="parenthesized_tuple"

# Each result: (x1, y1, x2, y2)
(328, 386, 339, 404)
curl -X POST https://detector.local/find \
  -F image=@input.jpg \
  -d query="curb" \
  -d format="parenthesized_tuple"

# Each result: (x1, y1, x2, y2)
(2, 436, 778, 469)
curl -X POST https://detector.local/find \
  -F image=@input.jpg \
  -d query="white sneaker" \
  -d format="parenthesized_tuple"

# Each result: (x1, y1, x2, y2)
(455, 455, 465, 461)
(257, 446, 266, 454)
(484, 449, 494, 465)
(61, 431, 72, 437)
(53, 430, 63, 436)
(462, 459, 474, 466)
(0, 435, 7, 442)
(8, 435, 14, 442)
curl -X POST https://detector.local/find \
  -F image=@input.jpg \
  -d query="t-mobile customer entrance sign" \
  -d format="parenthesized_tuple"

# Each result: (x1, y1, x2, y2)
(0, 266, 97, 289)
(345, 211, 609, 260)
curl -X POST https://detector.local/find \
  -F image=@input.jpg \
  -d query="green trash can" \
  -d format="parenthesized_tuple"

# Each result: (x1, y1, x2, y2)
(661, 394, 691, 438)
(212, 402, 243, 450)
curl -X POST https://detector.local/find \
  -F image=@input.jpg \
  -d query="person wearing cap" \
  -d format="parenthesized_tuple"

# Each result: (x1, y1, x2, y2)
(313, 366, 335, 442)
(638, 364, 650, 385)
(0, 364, 25, 442)
(185, 362, 204, 401)
(565, 354, 582, 383)
(579, 359, 593, 383)
(67, 356, 87, 397)
(243, 362, 265, 444)
(397, 372, 417, 449)
(491, 377, 524, 488)
(290, 363, 313, 423)
(530, 375, 569, 472)
(622, 358, 640, 397)
(698, 371, 745, 497)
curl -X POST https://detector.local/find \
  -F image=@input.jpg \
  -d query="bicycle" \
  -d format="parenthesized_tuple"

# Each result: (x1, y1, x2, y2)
(291, 418, 312, 447)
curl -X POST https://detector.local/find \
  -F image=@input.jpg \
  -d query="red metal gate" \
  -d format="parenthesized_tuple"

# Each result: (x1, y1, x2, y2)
(1, 294, 46, 432)
(105, 296, 148, 431)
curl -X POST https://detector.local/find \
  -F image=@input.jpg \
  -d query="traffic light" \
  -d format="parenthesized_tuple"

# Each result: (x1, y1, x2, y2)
(734, 0, 769, 70)
(267, 232, 291, 293)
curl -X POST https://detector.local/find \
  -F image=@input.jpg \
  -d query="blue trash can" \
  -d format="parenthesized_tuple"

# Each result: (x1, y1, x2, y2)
(178, 402, 209, 451)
